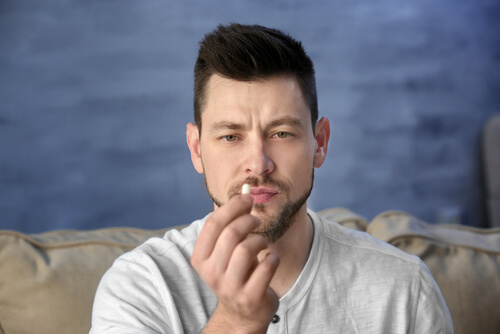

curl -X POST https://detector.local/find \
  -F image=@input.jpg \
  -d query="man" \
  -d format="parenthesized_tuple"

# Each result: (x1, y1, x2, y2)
(91, 23, 453, 333)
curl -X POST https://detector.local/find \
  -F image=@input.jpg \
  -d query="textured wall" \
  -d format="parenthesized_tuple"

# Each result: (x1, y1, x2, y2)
(1, 0, 499, 232)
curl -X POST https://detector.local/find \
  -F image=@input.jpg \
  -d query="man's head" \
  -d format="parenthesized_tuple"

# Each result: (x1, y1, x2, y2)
(187, 24, 329, 243)
(193, 23, 318, 134)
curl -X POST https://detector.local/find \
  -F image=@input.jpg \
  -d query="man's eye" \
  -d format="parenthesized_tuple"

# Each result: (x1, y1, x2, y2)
(274, 132, 289, 139)
(222, 135, 237, 142)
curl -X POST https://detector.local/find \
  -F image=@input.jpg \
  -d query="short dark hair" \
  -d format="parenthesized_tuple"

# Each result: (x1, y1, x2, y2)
(193, 23, 318, 133)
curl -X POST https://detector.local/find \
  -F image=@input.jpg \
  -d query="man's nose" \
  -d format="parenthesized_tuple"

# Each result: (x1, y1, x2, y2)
(245, 138, 274, 176)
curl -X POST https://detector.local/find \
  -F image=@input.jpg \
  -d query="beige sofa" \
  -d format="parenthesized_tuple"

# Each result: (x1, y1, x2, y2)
(1, 208, 499, 334)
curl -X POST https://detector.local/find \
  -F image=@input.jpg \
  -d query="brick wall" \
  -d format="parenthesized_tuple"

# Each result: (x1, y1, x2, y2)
(1, 0, 499, 232)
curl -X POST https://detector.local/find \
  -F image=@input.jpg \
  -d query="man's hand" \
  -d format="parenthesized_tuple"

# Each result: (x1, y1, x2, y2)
(191, 194, 280, 334)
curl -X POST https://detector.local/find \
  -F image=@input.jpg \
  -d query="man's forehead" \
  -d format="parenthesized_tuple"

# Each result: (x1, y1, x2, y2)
(199, 75, 311, 134)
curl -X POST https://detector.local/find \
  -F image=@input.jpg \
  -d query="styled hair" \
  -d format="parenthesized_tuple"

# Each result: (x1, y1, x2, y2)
(193, 23, 318, 132)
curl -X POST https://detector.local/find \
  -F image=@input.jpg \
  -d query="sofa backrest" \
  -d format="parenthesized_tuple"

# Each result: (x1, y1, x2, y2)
(2, 209, 500, 334)
(0, 227, 172, 334)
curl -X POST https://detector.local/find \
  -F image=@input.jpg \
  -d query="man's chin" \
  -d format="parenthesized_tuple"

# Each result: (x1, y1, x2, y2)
(249, 203, 306, 243)
(251, 202, 270, 214)
(249, 220, 290, 244)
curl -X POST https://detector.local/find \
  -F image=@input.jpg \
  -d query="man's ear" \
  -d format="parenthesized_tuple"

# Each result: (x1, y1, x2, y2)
(313, 116, 330, 168)
(186, 123, 204, 174)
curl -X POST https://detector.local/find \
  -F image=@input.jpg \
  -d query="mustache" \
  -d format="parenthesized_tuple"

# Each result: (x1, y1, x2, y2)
(228, 176, 290, 198)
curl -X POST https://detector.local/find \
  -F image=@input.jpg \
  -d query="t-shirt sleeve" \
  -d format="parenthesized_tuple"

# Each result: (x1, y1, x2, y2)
(89, 249, 177, 334)
(412, 261, 454, 334)
(90, 222, 213, 334)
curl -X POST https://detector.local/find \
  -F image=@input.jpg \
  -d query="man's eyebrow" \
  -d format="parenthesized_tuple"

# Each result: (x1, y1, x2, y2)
(208, 117, 306, 134)
(267, 116, 306, 130)
(209, 121, 245, 133)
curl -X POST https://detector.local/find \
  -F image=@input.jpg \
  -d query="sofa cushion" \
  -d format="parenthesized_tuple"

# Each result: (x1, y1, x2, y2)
(0, 227, 173, 334)
(318, 207, 368, 231)
(368, 211, 500, 334)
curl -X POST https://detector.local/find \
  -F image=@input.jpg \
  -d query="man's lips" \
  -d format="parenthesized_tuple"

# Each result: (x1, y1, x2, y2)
(246, 187, 279, 204)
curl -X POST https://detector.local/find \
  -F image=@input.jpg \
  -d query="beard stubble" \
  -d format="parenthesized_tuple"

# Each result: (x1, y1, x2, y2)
(204, 170, 314, 243)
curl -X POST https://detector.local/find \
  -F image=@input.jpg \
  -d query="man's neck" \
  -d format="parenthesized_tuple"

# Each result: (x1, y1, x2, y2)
(258, 206, 314, 297)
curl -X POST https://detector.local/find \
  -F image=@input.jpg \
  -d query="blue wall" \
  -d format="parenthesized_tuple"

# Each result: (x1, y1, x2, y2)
(1, 0, 499, 232)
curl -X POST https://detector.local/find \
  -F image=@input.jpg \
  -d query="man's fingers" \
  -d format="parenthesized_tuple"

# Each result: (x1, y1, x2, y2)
(209, 214, 262, 274)
(244, 252, 280, 299)
(192, 194, 253, 263)
(225, 235, 268, 287)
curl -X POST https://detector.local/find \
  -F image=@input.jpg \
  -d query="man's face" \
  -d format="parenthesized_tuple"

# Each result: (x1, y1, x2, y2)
(187, 74, 328, 243)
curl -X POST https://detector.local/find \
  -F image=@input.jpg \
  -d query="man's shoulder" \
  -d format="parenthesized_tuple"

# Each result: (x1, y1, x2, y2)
(117, 215, 208, 264)
(96, 215, 210, 296)
(92, 215, 215, 333)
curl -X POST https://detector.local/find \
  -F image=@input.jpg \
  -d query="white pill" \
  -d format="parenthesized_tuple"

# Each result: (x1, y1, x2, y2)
(242, 184, 251, 195)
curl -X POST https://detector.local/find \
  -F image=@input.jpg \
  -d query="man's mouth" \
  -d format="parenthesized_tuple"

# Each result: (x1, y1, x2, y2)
(246, 187, 279, 204)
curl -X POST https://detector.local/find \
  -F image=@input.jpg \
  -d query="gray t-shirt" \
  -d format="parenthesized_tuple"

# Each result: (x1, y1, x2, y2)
(90, 210, 453, 333)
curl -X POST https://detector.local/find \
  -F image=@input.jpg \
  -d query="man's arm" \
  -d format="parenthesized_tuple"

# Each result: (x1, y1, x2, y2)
(191, 194, 280, 334)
